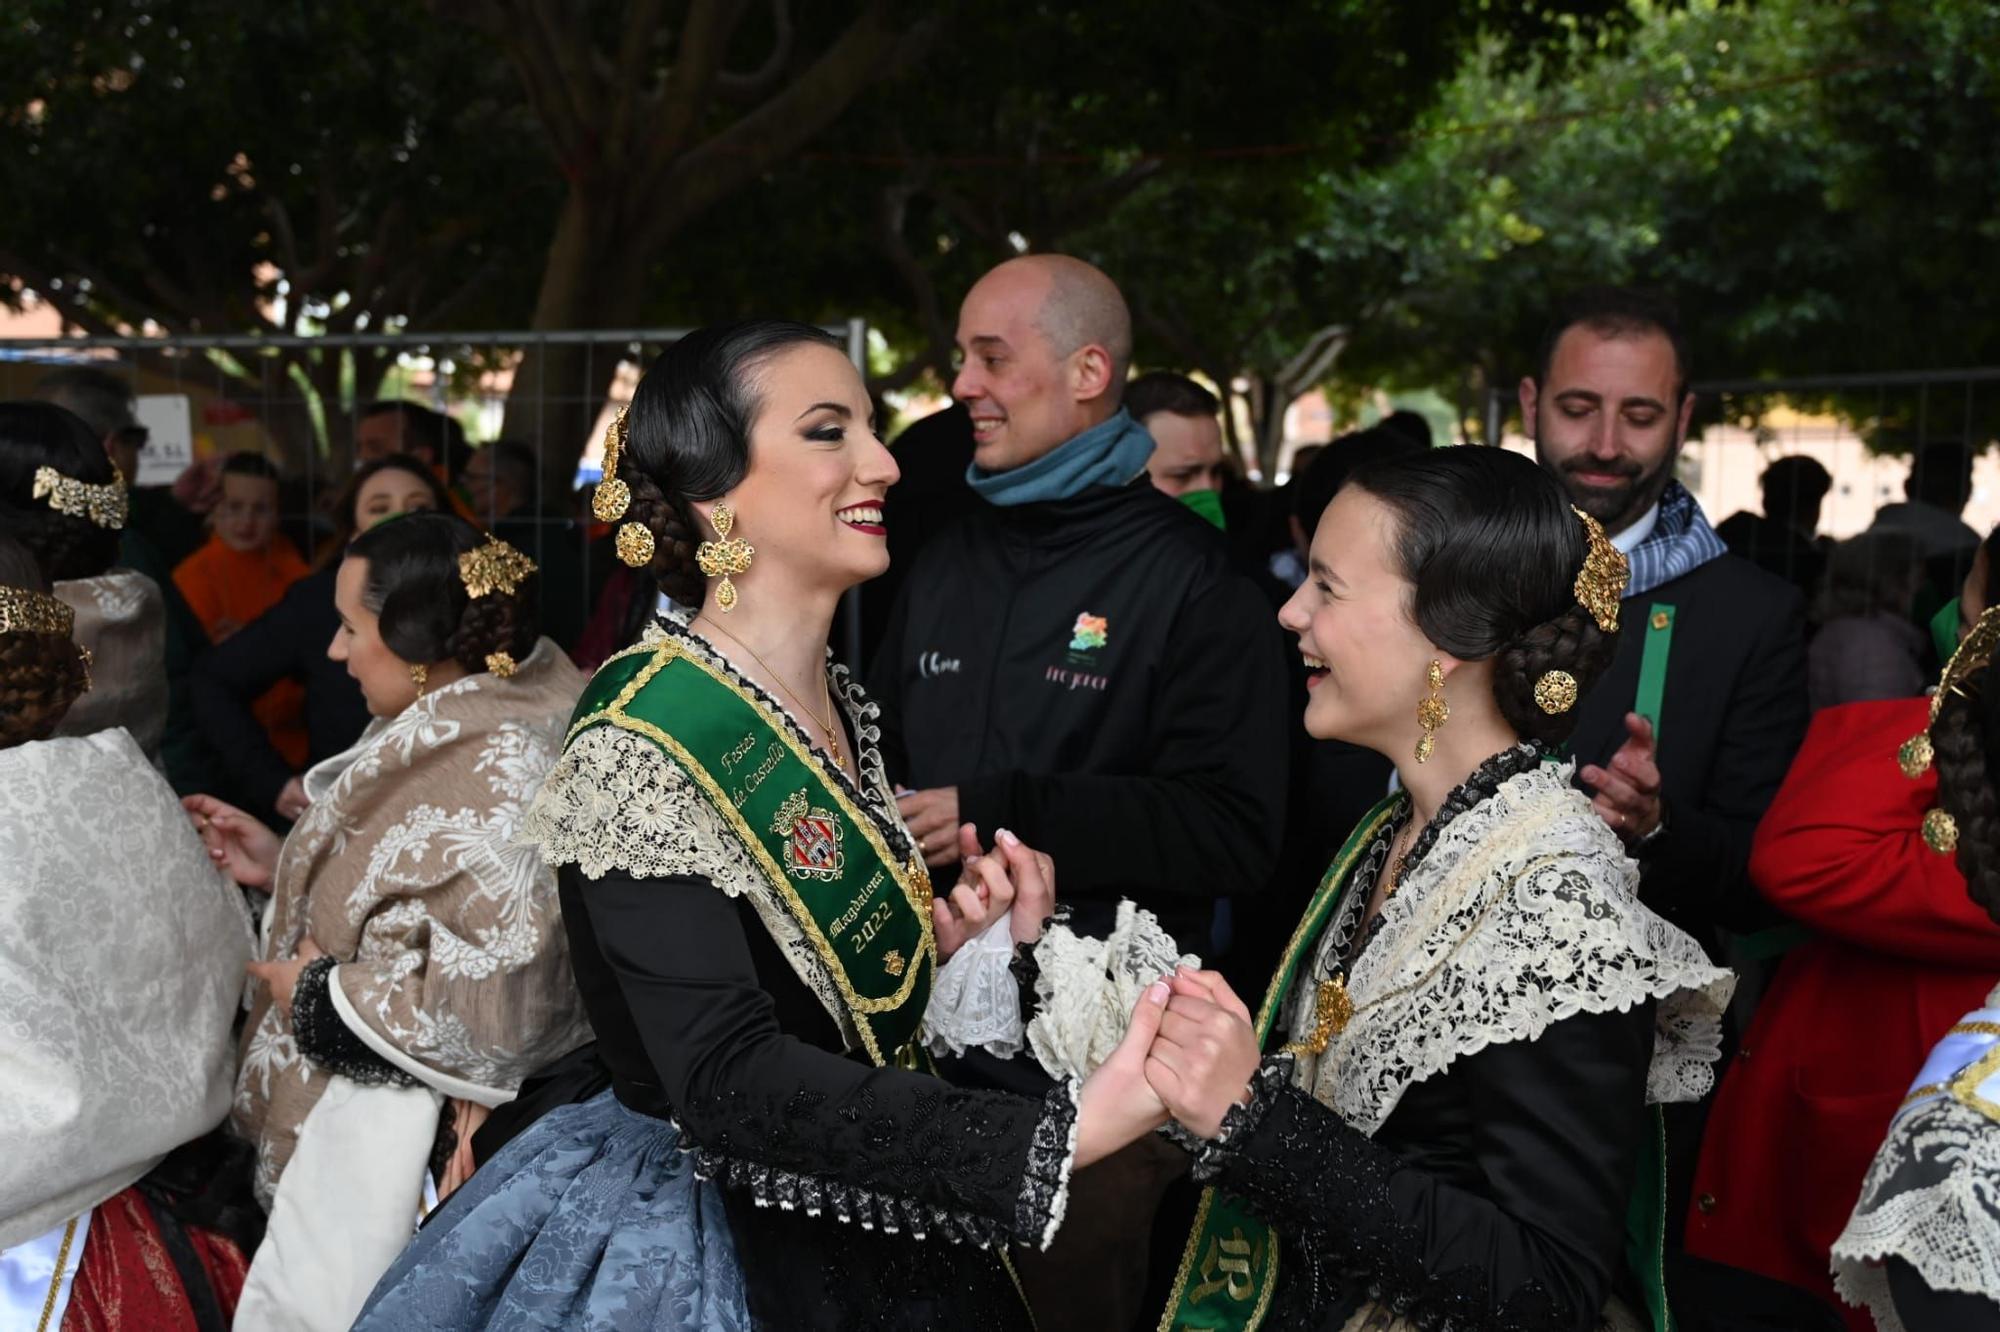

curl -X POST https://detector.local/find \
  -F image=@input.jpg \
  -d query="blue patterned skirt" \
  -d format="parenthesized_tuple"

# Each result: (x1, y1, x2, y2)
(355, 1089, 749, 1331)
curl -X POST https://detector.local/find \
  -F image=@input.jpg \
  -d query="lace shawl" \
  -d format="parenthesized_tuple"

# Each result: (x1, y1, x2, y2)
(1832, 982, 2000, 1330)
(1285, 762, 1733, 1135)
(520, 618, 940, 1054)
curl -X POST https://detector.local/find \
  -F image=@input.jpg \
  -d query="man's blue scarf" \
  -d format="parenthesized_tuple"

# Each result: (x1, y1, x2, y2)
(1625, 481, 1729, 598)
(966, 408, 1155, 506)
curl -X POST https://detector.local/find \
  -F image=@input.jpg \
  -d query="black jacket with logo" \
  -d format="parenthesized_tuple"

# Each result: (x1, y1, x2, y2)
(870, 478, 1290, 951)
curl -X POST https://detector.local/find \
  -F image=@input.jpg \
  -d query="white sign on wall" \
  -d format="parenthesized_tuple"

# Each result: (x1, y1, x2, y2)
(133, 393, 195, 486)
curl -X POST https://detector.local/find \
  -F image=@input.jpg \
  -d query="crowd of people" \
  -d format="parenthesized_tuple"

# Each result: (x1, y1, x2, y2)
(1, 257, 1995, 1332)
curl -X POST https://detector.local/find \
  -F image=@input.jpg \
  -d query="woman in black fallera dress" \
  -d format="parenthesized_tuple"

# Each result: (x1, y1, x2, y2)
(359, 322, 1188, 1330)
(1137, 448, 1733, 1331)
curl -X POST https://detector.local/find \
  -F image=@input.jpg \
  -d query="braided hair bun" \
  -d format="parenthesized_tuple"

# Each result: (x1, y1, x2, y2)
(345, 512, 537, 675)
(615, 321, 844, 602)
(1349, 447, 1620, 747)
(0, 537, 90, 748)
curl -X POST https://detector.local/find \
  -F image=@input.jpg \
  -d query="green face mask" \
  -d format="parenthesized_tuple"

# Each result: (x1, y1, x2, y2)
(1932, 597, 1963, 666)
(1179, 488, 1226, 531)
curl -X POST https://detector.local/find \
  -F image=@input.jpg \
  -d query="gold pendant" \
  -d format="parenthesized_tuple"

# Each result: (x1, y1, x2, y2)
(1282, 977, 1353, 1057)
(1923, 806, 1959, 854)
(1900, 731, 1934, 779)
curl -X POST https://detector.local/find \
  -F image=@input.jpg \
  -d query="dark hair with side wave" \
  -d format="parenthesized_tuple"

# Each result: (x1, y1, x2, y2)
(1933, 659, 2000, 926)
(344, 511, 537, 675)
(1348, 446, 1620, 747)
(615, 321, 844, 605)
(0, 400, 123, 583)
(0, 536, 90, 748)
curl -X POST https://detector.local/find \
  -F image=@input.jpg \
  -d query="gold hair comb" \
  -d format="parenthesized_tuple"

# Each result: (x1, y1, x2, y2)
(457, 535, 537, 599)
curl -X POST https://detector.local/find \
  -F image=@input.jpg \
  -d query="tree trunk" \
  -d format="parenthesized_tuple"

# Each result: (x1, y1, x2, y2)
(504, 194, 651, 501)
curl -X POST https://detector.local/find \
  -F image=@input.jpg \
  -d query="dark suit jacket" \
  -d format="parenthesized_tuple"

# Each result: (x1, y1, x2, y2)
(1570, 553, 1809, 956)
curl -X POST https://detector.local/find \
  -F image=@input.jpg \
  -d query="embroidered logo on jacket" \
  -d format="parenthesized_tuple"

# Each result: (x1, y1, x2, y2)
(1068, 613, 1109, 652)
(771, 789, 844, 880)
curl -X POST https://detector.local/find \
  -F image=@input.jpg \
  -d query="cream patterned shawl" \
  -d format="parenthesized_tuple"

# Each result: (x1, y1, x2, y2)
(0, 728, 252, 1249)
(1284, 762, 1735, 1135)
(232, 638, 593, 1204)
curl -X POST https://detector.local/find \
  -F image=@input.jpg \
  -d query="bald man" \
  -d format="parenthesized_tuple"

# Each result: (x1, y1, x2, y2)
(869, 255, 1290, 1329)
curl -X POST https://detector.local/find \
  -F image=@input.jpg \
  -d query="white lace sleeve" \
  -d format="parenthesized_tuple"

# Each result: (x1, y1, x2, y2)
(1026, 900, 1197, 1083)
(920, 916, 1024, 1059)
(1833, 1095, 2000, 1331)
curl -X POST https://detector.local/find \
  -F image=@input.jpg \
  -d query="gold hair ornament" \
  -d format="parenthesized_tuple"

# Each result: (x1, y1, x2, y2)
(1903, 605, 2000, 780)
(1535, 670, 1579, 715)
(0, 584, 76, 637)
(485, 651, 518, 678)
(32, 464, 127, 530)
(592, 407, 632, 523)
(1571, 507, 1628, 633)
(615, 522, 655, 569)
(458, 535, 537, 599)
(1923, 807, 1960, 855)
(595, 406, 659, 569)
(1415, 658, 1449, 764)
(696, 503, 755, 612)
(1904, 604, 2000, 852)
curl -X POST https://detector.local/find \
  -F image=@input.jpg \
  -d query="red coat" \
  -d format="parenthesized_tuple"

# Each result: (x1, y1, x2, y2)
(1684, 696, 2000, 1327)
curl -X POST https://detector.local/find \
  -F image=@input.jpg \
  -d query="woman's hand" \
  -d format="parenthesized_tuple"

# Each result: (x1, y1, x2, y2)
(1144, 969, 1261, 1139)
(246, 935, 324, 1025)
(932, 824, 1016, 960)
(437, 1099, 491, 1202)
(183, 793, 283, 890)
(993, 827, 1056, 945)
(274, 776, 311, 822)
(1074, 980, 1174, 1169)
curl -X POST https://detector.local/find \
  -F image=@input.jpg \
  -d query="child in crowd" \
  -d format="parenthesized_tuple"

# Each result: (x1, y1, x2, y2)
(174, 452, 310, 767)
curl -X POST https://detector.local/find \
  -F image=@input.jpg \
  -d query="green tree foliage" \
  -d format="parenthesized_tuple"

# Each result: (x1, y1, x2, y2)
(1312, 0, 2000, 447)
(0, 1, 542, 446)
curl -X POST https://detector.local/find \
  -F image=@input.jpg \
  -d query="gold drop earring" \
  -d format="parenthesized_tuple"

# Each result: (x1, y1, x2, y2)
(409, 662, 429, 698)
(695, 503, 756, 612)
(1415, 659, 1449, 764)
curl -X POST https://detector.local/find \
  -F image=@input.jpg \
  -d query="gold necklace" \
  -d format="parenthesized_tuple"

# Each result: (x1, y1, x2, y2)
(694, 615, 843, 767)
(1387, 817, 1422, 894)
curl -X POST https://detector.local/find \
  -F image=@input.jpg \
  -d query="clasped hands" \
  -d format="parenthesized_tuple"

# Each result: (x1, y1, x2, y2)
(1075, 966, 1261, 1167)
(930, 822, 1056, 957)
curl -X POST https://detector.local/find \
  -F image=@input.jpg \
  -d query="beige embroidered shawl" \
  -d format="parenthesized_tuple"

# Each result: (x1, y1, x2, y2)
(232, 637, 593, 1204)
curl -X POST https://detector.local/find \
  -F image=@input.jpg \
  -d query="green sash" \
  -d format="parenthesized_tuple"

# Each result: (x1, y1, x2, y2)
(569, 636, 937, 1065)
(1158, 795, 1404, 1332)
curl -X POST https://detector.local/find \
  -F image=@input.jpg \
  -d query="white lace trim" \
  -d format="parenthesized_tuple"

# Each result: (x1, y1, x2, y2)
(1292, 764, 1733, 1135)
(1833, 1092, 2000, 1329)
(921, 916, 1024, 1059)
(1041, 1077, 1083, 1253)
(517, 724, 862, 1050)
(1027, 900, 1198, 1083)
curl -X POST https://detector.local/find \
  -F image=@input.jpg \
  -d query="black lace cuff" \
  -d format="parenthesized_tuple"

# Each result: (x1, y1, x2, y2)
(1016, 1078, 1080, 1251)
(1009, 904, 1067, 1024)
(1162, 1054, 1292, 1183)
(290, 956, 416, 1087)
